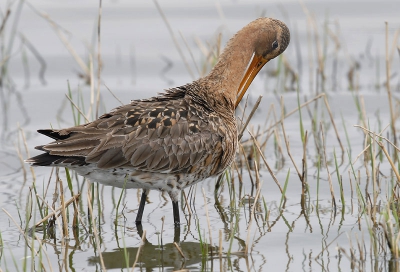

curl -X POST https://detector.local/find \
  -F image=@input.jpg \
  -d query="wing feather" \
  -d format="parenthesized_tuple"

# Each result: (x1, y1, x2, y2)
(38, 91, 230, 175)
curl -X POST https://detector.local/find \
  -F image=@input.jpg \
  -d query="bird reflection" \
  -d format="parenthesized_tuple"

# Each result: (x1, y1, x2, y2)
(87, 225, 217, 270)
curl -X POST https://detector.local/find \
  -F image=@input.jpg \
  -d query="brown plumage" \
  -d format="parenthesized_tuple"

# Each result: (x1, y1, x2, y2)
(27, 18, 290, 226)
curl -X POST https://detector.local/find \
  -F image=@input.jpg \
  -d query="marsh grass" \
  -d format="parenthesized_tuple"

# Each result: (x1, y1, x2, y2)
(0, 1, 34, 142)
(1, 1, 400, 271)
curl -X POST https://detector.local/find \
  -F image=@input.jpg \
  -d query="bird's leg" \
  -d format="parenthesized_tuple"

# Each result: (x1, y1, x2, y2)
(168, 191, 180, 227)
(136, 222, 144, 237)
(173, 224, 180, 243)
(135, 189, 148, 225)
(172, 201, 180, 226)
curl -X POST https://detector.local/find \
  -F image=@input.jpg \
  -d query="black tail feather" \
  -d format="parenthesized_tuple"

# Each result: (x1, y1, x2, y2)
(34, 145, 46, 151)
(26, 153, 87, 167)
(38, 129, 71, 140)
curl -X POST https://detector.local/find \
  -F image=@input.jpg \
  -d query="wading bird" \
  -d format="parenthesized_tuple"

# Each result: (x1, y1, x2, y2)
(27, 18, 290, 227)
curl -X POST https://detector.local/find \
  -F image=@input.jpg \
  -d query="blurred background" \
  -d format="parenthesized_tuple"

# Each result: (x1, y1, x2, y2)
(1, 0, 399, 140)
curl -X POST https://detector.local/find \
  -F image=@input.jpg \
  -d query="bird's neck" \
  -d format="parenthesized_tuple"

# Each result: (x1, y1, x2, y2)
(198, 26, 257, 109)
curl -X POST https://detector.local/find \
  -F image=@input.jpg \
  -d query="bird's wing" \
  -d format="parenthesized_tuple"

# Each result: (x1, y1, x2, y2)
(40, 97, 222, 174)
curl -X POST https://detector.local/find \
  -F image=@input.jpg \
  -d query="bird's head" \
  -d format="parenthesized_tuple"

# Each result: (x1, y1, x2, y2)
(236, 18, 290, 107)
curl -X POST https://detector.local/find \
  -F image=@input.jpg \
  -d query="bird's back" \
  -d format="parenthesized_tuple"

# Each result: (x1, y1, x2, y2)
(28, 83, 237, 189)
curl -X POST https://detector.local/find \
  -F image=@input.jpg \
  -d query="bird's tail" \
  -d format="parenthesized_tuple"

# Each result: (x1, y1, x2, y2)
(26, 151, 87, 167)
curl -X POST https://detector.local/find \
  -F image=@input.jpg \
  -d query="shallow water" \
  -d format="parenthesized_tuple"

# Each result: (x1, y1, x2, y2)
(1, 0, 400, 271)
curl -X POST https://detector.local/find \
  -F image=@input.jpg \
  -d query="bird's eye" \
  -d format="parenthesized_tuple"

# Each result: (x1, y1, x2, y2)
(272, 40, 279, 49)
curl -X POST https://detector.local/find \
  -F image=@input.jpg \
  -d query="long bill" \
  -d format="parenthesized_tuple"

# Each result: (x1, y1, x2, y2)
(235, 54, 269, 108)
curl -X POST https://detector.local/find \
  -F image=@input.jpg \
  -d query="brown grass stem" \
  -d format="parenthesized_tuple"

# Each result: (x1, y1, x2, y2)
(314, 231, 344, 260)
(19, 125, 35, 180)
(388, 29, 400, 67)
(352, 124, 390, 164)
(238, 95, 250, 137)
(131, 230, 147, 271)
(239, 144, 255, 186)
(32, 235, 54, 272)
(385, 22, 398, 161)
(219, 229, 223, 257)
(233, 161, 244, 184)
(238, 96, 262, 141)
(182, 190, 193, 217)
(179, 30, 201, 76)
(377, 142, 400, 183)
(95, 0, 103, 119)
(245, 166, 263, 256)
(173, 242, 186, 260)
(64, 94, 90, 123)
(86, 189, 106, 271)
(379, 221, 400, 258)
(160, 216, 165, 243)
(0, 54, 11, 70)
(280, 97, 303, 183)
(27, 3, 90, 78)
(248, 93, 325, 142)
(0, 9, 11, 36)
(193, 36, 211, 75)
(153, 0, 195, 79)
(15, 133, 27, 188)
(370, 133, 378, 212)
(2, 208, 35, 250)
(34, 194, 66, 244)
(33, 194, 80, 228)
(247, 130, 283, 194)
(88, 53, 95, 119)
(299, 0, 325, 91)
(57, 173, 69, 238)
(20, 33, 47, 85)
(323, 95, 345, 156)
(202, 187, 213, 251)
(104, 83, 124, 105)
(299, 0, 315, 92)
(336, 247, 361, 271)
(359, 95, 367, 129)
(302, 131, 308, 188)
(320, 122, 336, 208)
(355, 125, 400, 183)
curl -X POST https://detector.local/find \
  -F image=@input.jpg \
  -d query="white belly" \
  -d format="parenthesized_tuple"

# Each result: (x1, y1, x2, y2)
(69, 164, 199, 193)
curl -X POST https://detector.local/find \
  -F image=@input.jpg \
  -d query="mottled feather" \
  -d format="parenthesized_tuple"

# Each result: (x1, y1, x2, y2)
(32, 84, 236, 179)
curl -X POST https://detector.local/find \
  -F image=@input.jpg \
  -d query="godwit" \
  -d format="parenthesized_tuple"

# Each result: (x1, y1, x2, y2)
(27, 18, 290, 226)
